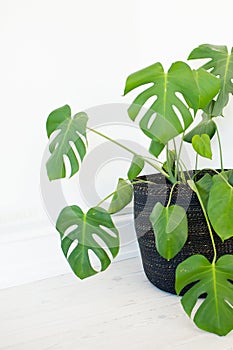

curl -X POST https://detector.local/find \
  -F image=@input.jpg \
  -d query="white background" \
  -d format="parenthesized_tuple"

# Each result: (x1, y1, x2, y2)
(1, 0, 233, 287)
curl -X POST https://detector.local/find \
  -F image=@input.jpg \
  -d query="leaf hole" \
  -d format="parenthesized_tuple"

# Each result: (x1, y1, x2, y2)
(225, 298, 233, 310)
(49, 129, 60, 140)
(145, 95, 158, 109)
(88, 250, 102, 272)
(63, 154, 72, 178)
(146, 112, 157, 129)
(172, 104, 185, 130)
(63, 224, 78, 239)
(135, 96, 157, 122)
(190, 297, 204, 320)
(69, 140, 82, 165)
(99, 226, 118, 239)
(67, 239, 78, 258)
(175, 91, 188, 106)
(131, 82, 154, 95)
(48, 134, 60, 152)
(92, 234, 114, 260)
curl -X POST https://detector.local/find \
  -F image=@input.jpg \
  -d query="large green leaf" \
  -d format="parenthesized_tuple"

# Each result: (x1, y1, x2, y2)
(149, 202, 188, 260)
(208, 174, 233, 240)
(176, 254, 233, 336)
(56, 205, 119, 279)
(192, 134, 212, 159)
(108, 178, 133, 214)
(46, 105, 88, 180)
(124, 62, 220, 149)
(189, 44, 233, 116)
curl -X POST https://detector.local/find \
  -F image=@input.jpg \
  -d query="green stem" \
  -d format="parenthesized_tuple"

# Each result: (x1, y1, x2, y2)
(193, 183, 217, 264)
(178, 163, 186, 183)
(177, 135, 184, 162)
(216, 128, 224, 172)
(179, 159, 192, 182)
(195, 153, 199, 172)
(96, 179, 158, 208)
(166, 182, 178, 208)
(143, 156, 164, 165)
(176, 136, 187, 183)
(87, 127, 170, 179)
(96, 192, 116, 207)
(166, 145, 176, 184)
(173, 139, 179, 180)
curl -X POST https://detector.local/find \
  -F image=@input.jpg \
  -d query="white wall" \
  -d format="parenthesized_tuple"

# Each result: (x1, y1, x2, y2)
(1, 0, 233, 287)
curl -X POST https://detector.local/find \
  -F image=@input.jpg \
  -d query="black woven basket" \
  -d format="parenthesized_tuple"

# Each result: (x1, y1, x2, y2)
(133, 171, 233, 295)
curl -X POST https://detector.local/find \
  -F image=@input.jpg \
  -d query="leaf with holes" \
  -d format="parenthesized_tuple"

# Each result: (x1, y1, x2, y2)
(192, 134, 212, 159)
(56, 205, 119, 279)
(108, 178, 133, 214)
(46, 105, 88, 180)
(208, 174, 233, 241)
(189, 44, 233, 116)
(176, 254, 233, 336)
(124, 62, 219, 151)
(149, 202, 188, 260)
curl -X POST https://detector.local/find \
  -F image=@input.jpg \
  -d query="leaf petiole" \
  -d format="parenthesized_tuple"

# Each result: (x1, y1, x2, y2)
(188, 180, 217, 264)
(96, 179, 158, 208)
(166, 182, 178, 208)
(216, 127, 224, 172)
(87, 127, 170, 179)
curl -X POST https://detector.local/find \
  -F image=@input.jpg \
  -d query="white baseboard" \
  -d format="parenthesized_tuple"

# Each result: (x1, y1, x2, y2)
(0, 213, 139, 289)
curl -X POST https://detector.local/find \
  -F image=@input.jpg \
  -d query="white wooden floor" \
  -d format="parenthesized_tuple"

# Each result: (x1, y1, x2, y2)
(1, 255, 233, 350)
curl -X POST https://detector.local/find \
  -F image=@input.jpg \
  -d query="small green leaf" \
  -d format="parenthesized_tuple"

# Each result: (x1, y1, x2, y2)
(56, 205, 119, 279)
(46, 105, 88, 180)
(127, 155, 145, 180)
(149, 139, 165, 157)
(108, 178, 133, 214)
(149, 203, 188, 260)
(183, 113, 217, 143)
(176, 255, 233, 336)
(192, 134, 212, 159)
(208, 174, 233, 240)
(195, 173, 213, 210)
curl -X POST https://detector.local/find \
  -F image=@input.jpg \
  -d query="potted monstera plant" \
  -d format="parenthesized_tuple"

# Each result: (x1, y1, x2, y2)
(45, 44, 233, 336)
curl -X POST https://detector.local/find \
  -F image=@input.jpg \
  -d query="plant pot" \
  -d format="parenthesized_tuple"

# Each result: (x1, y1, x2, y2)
(133, 170, 233, 295)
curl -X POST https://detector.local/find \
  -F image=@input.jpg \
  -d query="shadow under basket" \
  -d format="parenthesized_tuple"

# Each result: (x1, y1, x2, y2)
(133, 171, 233, 295)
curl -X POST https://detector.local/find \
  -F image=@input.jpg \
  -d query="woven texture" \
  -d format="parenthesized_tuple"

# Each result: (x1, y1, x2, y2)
(133, 171, 233, 295)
